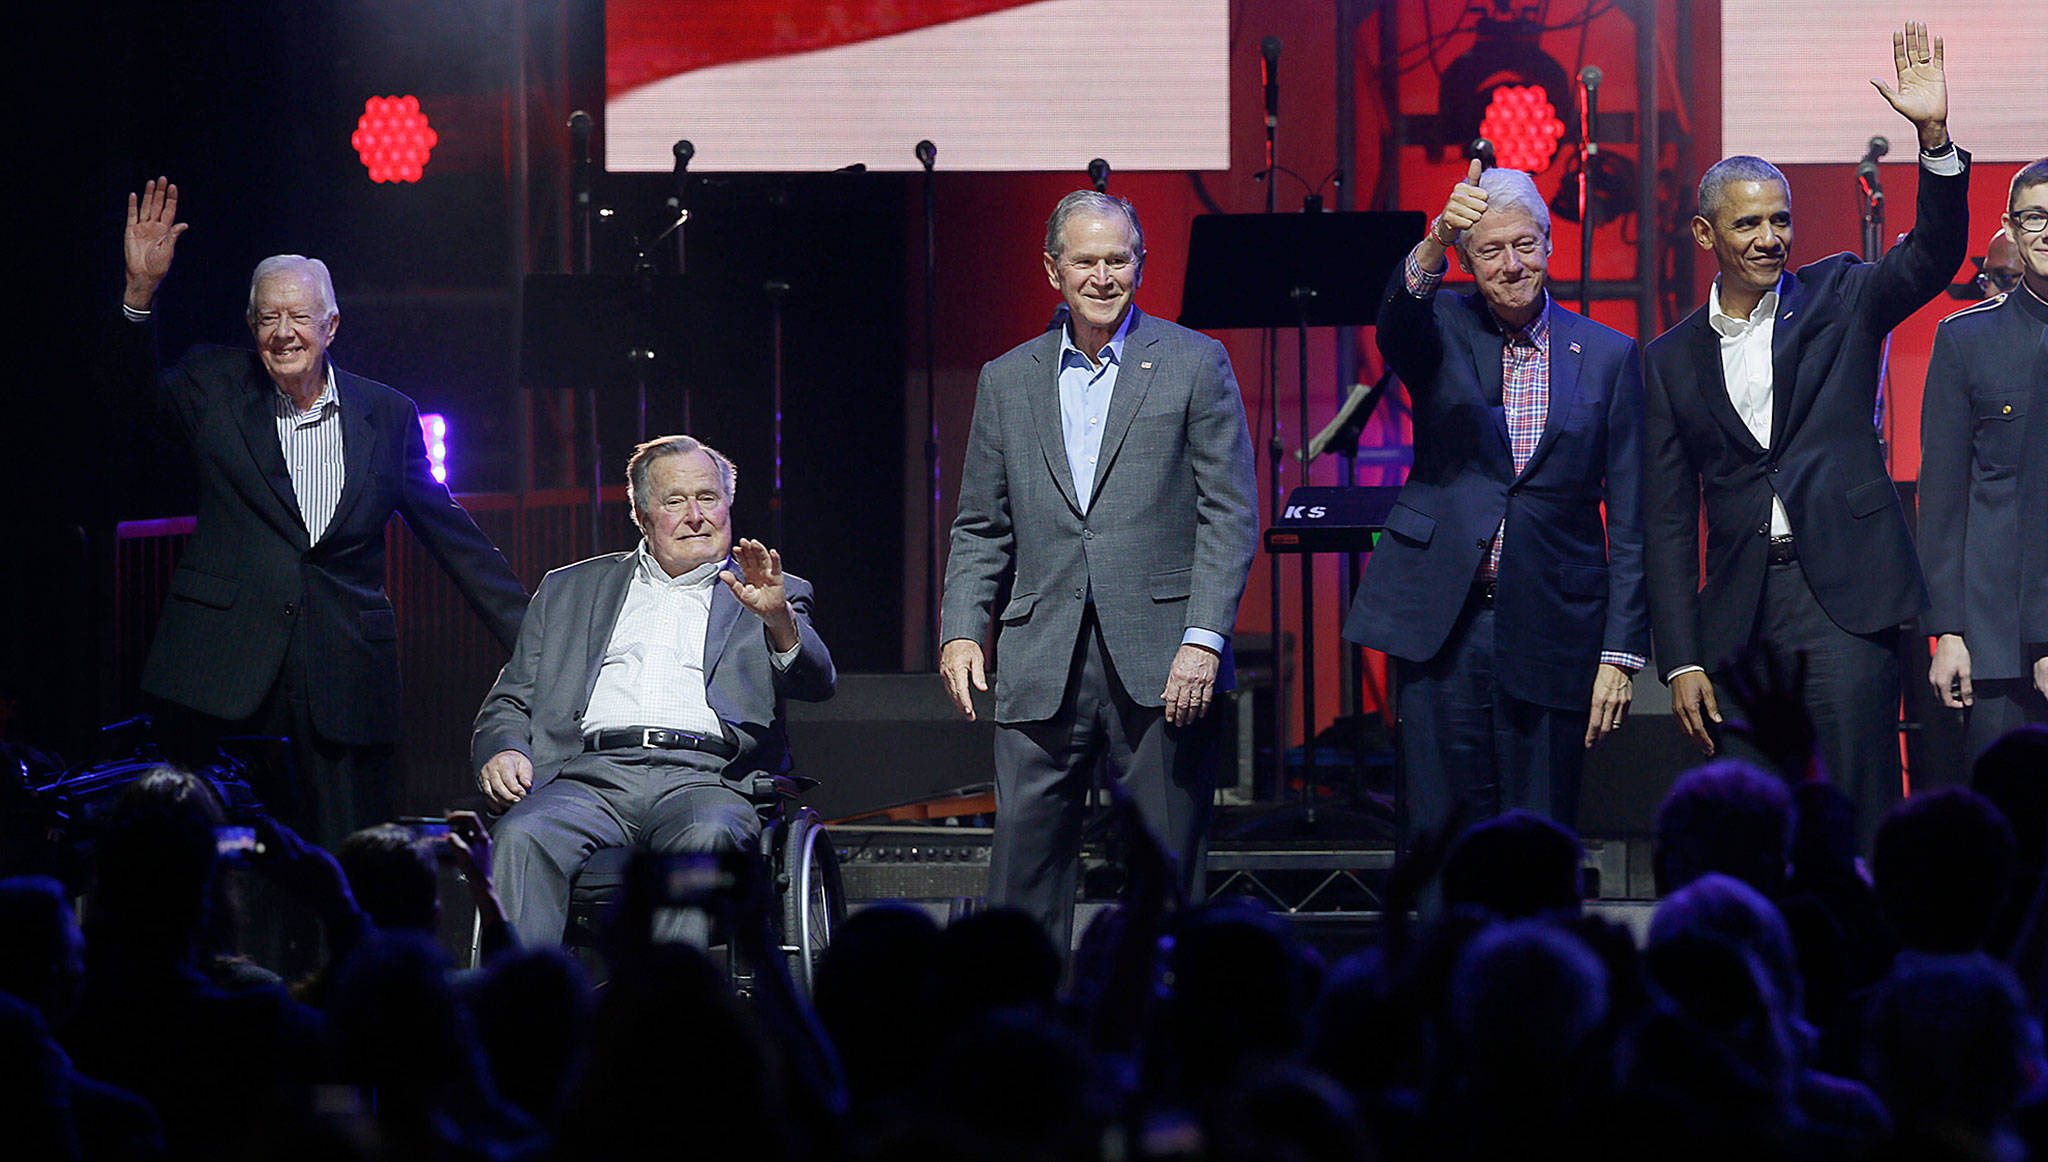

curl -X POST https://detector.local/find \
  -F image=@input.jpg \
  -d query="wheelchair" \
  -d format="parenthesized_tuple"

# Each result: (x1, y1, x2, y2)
(558, 772, 846, 993)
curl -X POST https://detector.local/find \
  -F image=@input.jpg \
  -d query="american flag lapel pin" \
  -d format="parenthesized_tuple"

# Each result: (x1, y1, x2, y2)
(1569, 342, 1581, 354)
(1140, 361, 1153, 369)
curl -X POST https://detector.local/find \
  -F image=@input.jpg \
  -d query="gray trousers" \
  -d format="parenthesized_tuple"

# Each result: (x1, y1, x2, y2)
(990, 610, 1218, 952)
(491, 748, 760, 946)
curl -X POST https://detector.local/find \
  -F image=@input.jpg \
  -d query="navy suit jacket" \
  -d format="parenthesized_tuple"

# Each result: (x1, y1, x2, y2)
(471, 551, 835, 787)
(1918, 286, 2048, 680)
(1343, 276, 1650, 712)
(113, 325, 527, 744)
(1642, 153, 1969, 676)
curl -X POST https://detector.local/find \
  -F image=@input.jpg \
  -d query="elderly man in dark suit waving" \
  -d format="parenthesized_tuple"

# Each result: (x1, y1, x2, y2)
(940, 190, 1258, 948)
(116, 179, 526, 848)
(475, 435, 834, 946)
(1342, 159, 1650, 840)
(1642, 22, 1968, 840)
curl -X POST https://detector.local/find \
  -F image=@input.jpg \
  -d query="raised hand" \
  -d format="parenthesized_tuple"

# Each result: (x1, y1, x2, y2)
(720, 537, 787, 615)
(1439, 158, 1489, 237)
(1870, 21, 1948, 148)
(124, 177, 188, 310)
(720, 537, 800, 651)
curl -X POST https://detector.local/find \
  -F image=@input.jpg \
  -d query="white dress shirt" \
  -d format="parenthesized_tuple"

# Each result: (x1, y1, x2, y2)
(1707, 277, 1793, 538)
(581, 546, 802, 737)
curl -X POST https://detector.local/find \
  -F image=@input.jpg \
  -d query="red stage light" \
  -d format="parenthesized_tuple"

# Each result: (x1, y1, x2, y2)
(1477, 84, 1564, 174)
(351, 96, 439, 183)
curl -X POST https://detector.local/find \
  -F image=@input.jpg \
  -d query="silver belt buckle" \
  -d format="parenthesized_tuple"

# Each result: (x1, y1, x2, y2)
(638, 728, 664, 748)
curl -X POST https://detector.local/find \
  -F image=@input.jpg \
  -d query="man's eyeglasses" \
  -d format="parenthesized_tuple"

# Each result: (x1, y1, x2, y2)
(2010, 209, 2048, 235)
(1977, 267, 2022, 296)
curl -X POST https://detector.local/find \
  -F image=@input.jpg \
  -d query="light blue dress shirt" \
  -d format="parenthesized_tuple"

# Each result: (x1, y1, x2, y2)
(1056, 310, 1225, 655)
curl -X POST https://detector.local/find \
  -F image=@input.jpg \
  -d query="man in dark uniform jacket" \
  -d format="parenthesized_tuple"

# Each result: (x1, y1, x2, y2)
(1923, 159, 2048, 758)
(115, 178, 527, 847)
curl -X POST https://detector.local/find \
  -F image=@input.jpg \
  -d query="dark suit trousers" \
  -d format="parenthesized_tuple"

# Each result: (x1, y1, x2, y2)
(990, 609, 1217, 952)
(1396, 599, 1585, 841)
(491, 749, 761, 947)
(1959, 681, 2048, 767)
(154, 620, 395, 853)
(1710, 559, 1901, 851)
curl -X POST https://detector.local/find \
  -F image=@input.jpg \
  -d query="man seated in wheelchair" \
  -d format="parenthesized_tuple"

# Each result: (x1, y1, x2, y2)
(472, 435, 836, 946)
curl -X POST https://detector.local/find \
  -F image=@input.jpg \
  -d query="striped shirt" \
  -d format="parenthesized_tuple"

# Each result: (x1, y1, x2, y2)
(1402, 250, 1643, 672)
(274, 364, 346, 543)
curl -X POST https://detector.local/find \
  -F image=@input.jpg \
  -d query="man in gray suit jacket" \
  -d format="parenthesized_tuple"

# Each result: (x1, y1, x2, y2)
(474, 435, 835, 945)
(940, 191, 1259, 947)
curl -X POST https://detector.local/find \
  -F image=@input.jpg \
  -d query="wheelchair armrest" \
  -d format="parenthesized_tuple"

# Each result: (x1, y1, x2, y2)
(746, 772, 820, 803)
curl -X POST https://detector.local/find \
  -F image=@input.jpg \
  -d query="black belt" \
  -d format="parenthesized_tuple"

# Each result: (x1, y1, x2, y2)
(584, 727, 738, 759)
(1767, 535, 1797, 566)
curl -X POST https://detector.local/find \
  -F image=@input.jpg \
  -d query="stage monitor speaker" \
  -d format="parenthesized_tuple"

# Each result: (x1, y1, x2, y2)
(784, 673, 997, 821)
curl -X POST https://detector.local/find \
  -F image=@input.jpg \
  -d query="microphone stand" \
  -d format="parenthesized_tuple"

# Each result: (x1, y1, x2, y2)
(1858, 137, 1889, 441)
(1578, 67, 1602, 318)
(918, 139, 940, 668)
(1257, 36, 1291, 808)
(765, 279, 789, 549)
(1858, 137, 1888, 263)
(567, 110, 600, 554)
(668, 141, 694, 431)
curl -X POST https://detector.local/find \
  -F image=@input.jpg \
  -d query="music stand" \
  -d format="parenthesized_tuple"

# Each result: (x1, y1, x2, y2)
(1178, 210, 1423, 821)
(521, 273, 697, 555)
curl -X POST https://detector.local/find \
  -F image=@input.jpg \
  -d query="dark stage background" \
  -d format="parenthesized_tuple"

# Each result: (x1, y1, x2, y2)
(4, 1, 2018, 812)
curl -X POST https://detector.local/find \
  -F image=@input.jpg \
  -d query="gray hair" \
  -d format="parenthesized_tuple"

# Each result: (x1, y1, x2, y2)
(1447, 168, 1551, 250)
(1044, 190, 1145, 260)
(1696, 155, 1789, 223)
(626, 434, 737, 530)
(246, 255, 340, 322)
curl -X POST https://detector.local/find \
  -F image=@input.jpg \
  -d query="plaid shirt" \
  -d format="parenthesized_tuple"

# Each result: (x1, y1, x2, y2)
(1402, 251, 1643, 672)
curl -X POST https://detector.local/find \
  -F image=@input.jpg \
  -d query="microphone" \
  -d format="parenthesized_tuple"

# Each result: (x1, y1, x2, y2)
(1465, 138, 1496, 170)
(1088, 158, 1110, 193)
(915, 139, 936, 172)
(1261, 36, 1281, 128)
(568, 111, 594, 271)
(1580, 66, 1602, 155)
(667, 140, 694, 268)
(568, 110, 592, 159)
(1858, 135, 1889, 184)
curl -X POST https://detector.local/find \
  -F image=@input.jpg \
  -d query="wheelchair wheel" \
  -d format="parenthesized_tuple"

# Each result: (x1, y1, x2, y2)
(778, 807, 844, 993)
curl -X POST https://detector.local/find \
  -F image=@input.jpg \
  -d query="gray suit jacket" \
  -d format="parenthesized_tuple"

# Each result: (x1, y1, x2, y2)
(941, 307, 1259, 724)
(471, 550, 835, 786)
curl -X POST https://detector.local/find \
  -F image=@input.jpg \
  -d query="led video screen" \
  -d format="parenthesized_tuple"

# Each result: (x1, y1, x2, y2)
(606, 0, 1230, 173)
(1722, 1, 2046, 164)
